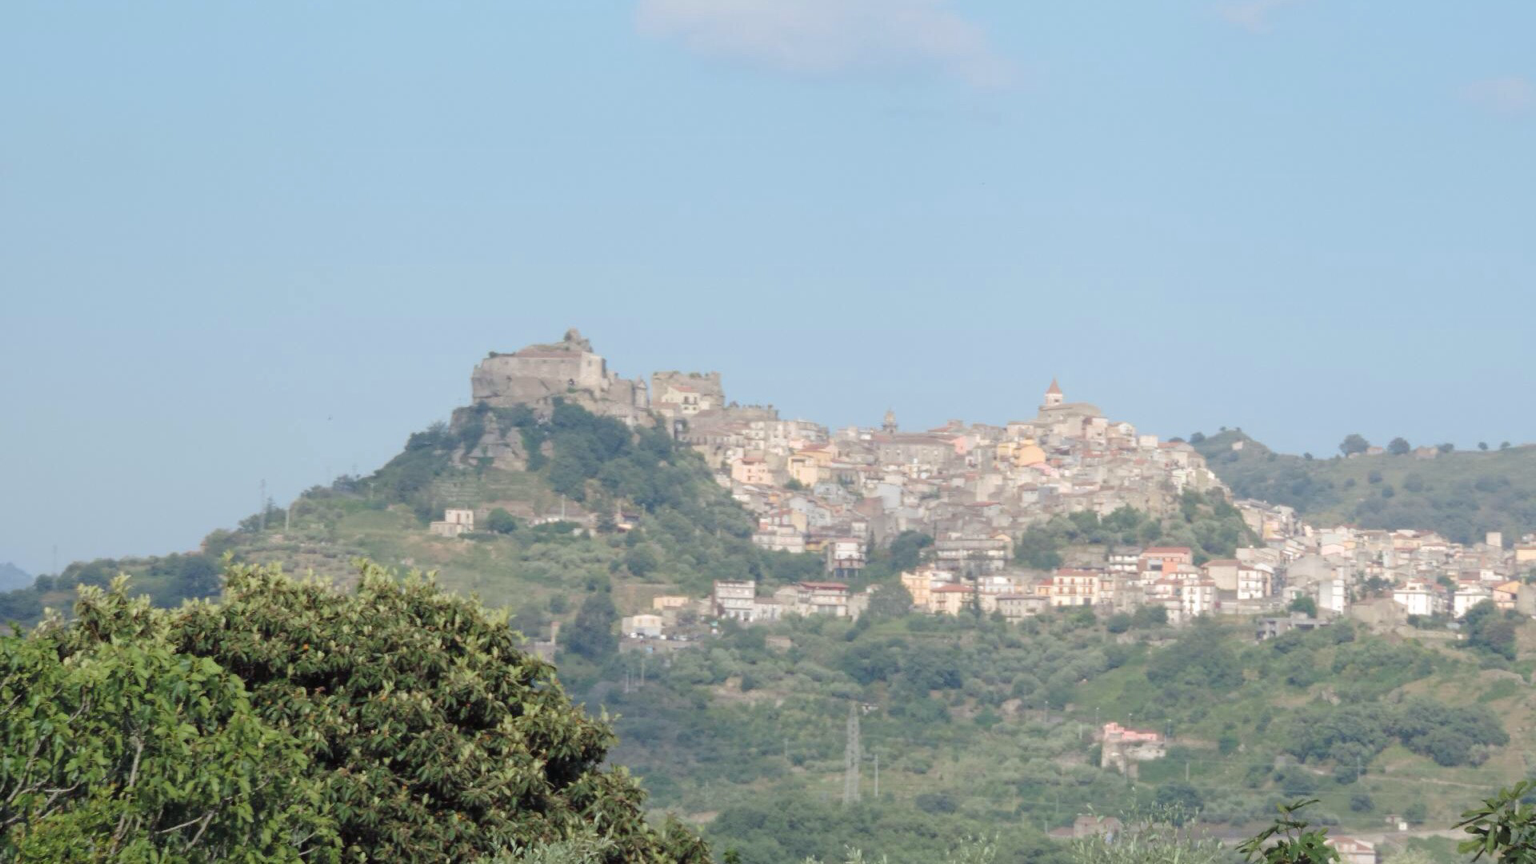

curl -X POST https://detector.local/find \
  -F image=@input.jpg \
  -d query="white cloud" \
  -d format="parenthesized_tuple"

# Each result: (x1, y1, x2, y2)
(635, 0, 1012, 88)
(1217, 0, 1301, 34)
(1461, 76, 1534, 116)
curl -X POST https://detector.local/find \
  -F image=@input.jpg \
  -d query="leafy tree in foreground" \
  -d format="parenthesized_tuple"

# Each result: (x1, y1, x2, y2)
(1457, 780, 1536, 864)
(1071, 808, 1224, 864)
(1238, 799, 1341, 864)
(2, 581, 335, 863)
(7, 564, 706, 864)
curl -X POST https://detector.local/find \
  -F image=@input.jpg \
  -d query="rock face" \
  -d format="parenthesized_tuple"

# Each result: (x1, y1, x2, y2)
(469, 329, 650, 425)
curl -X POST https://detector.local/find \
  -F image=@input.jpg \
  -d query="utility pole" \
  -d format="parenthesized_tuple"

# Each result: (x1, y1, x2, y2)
(259, 479, 268, 531)
(843, 702, 862, 805)
(639, 654, 646, 688)
(285, 502, 293, 533)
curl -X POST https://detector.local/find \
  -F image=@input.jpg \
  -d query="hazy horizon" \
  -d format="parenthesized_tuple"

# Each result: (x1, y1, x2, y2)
(4, 1, 1533, 574)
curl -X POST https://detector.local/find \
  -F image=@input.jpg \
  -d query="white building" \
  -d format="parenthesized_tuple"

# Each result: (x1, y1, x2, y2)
(1393, 580, 1441, 617)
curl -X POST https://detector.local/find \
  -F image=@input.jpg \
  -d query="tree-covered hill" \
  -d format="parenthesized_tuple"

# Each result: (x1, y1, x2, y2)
(0, 401, 818, 630)
(1190, 430, 1536, 545)
(586, 600, 1535, 862)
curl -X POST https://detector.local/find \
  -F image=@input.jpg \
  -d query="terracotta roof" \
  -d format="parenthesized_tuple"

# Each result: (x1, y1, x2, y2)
(1046, 378, 1063, 395)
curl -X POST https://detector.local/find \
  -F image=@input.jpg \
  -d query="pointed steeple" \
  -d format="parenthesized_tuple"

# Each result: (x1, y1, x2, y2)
(1043, 378, 1065, 410)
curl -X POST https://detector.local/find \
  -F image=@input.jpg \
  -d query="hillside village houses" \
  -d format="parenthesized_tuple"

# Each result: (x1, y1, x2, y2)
(451, 333, 1536, 640)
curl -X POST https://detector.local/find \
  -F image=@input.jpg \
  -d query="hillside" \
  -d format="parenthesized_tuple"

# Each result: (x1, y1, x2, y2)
(0, 400, 818, 632)
(594, 606, 1535, 863)
(4, 401, 1534, 861)
(1191, 430, 1536, 546)
(0, 562, 30, 592)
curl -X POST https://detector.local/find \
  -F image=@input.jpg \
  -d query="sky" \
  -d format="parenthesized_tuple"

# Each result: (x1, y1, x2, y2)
(2, 1, 1533, 576)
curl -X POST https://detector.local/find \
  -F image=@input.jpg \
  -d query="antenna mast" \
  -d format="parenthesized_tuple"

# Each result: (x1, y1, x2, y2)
(843, 702, 862, 804)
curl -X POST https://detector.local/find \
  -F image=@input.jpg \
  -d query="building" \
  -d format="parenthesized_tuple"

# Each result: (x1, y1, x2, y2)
(1257, 615, 1331, 640)
(730, 456, 773, 486)
(1038, 570, 1101, 607)
(900, 566, 955, 610)
(825, 538, 867, 578)
(620, 614, 663, 638)
(713, 579, 757, 621)
(1236, 565, 1272, 600)
(1326, 837, 1378, 864)
(429, 508, 475, 538)
(470, 329, 649, 423)
(1071, 815, 1123, 840)
(1454, 583, 1493, 619)
(796, 582, 852, 617)
(933, 535, 1013, 575)
(1393, 580, 1441, 617)
(930, 583, 976, 616)
(1139, 547, 1194, 575)
(1100, 722, 1166, 775)
(996, 593, 1048, 621)
(651, 595, 693, 612)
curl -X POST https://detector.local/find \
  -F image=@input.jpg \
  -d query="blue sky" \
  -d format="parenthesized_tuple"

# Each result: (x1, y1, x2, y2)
(2, 1, 1533, 576)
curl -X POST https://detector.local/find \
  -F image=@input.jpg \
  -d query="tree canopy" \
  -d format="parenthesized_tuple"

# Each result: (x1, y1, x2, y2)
(1, 564, 707, 864)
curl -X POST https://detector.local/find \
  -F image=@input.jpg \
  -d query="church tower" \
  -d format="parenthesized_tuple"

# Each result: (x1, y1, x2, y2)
(882, 409, 898, 434)
(1043, 378, 1064, 409)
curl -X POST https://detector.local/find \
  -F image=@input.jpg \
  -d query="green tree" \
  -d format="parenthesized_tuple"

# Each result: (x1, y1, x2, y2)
(1465, 601, 1519, 661)
(1388, 438, 1411, 456)
(2, 580, 337, 863)
(1072, 809, 1224, 864)
(864, 582, 914, 621)
(889, 531, 934, 572)
(1239, 800, 1341, 864)
(486, 507, 519, 534)
(132, 563, 698, 863)
(1153, 782, 1204, 820)
(624, 544, 660, 578)
(1456, 780, 1536, 863)
(1290, 596, 1318, 618)
(1340, 435, 1371, 457)
(564, 588, 620, 660)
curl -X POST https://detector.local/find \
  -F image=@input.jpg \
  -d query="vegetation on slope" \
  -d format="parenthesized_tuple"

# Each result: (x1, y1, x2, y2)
(1014, 491, 1260, 569)
(0, 401, 812, 630)
(578, 606, 1532, 861)
(1190, 430, 1536, 546)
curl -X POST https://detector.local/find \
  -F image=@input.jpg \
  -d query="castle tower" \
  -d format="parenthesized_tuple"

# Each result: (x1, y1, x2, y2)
(882, 409, 898, 434)
(1044, 378, 1064, 409)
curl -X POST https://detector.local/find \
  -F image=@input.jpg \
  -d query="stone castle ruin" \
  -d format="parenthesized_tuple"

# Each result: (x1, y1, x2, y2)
(454, 329, 741, 471)
(470, 329, 650, 424)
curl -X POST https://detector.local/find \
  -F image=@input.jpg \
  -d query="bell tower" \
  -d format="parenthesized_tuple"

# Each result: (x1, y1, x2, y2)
(1043, 378, 1064, 409)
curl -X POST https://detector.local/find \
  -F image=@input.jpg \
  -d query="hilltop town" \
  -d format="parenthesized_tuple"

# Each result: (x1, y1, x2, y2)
(444, 331, 1536, 643)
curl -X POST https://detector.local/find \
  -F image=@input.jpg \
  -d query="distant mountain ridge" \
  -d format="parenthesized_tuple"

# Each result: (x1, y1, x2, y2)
(0, 562, 30, 592)
(1190, 429, 1536, 544)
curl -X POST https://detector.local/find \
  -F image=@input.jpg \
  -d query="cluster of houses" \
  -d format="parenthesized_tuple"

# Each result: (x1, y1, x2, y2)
(670, 381, 1222, 564)
(450, 335, 1536, 643)
(1232, 491, 1536, 624)
(606, 515, 1536, 644)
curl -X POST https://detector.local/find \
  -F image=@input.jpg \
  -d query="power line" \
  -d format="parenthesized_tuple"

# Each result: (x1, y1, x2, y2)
(844, 702, 862, 805)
